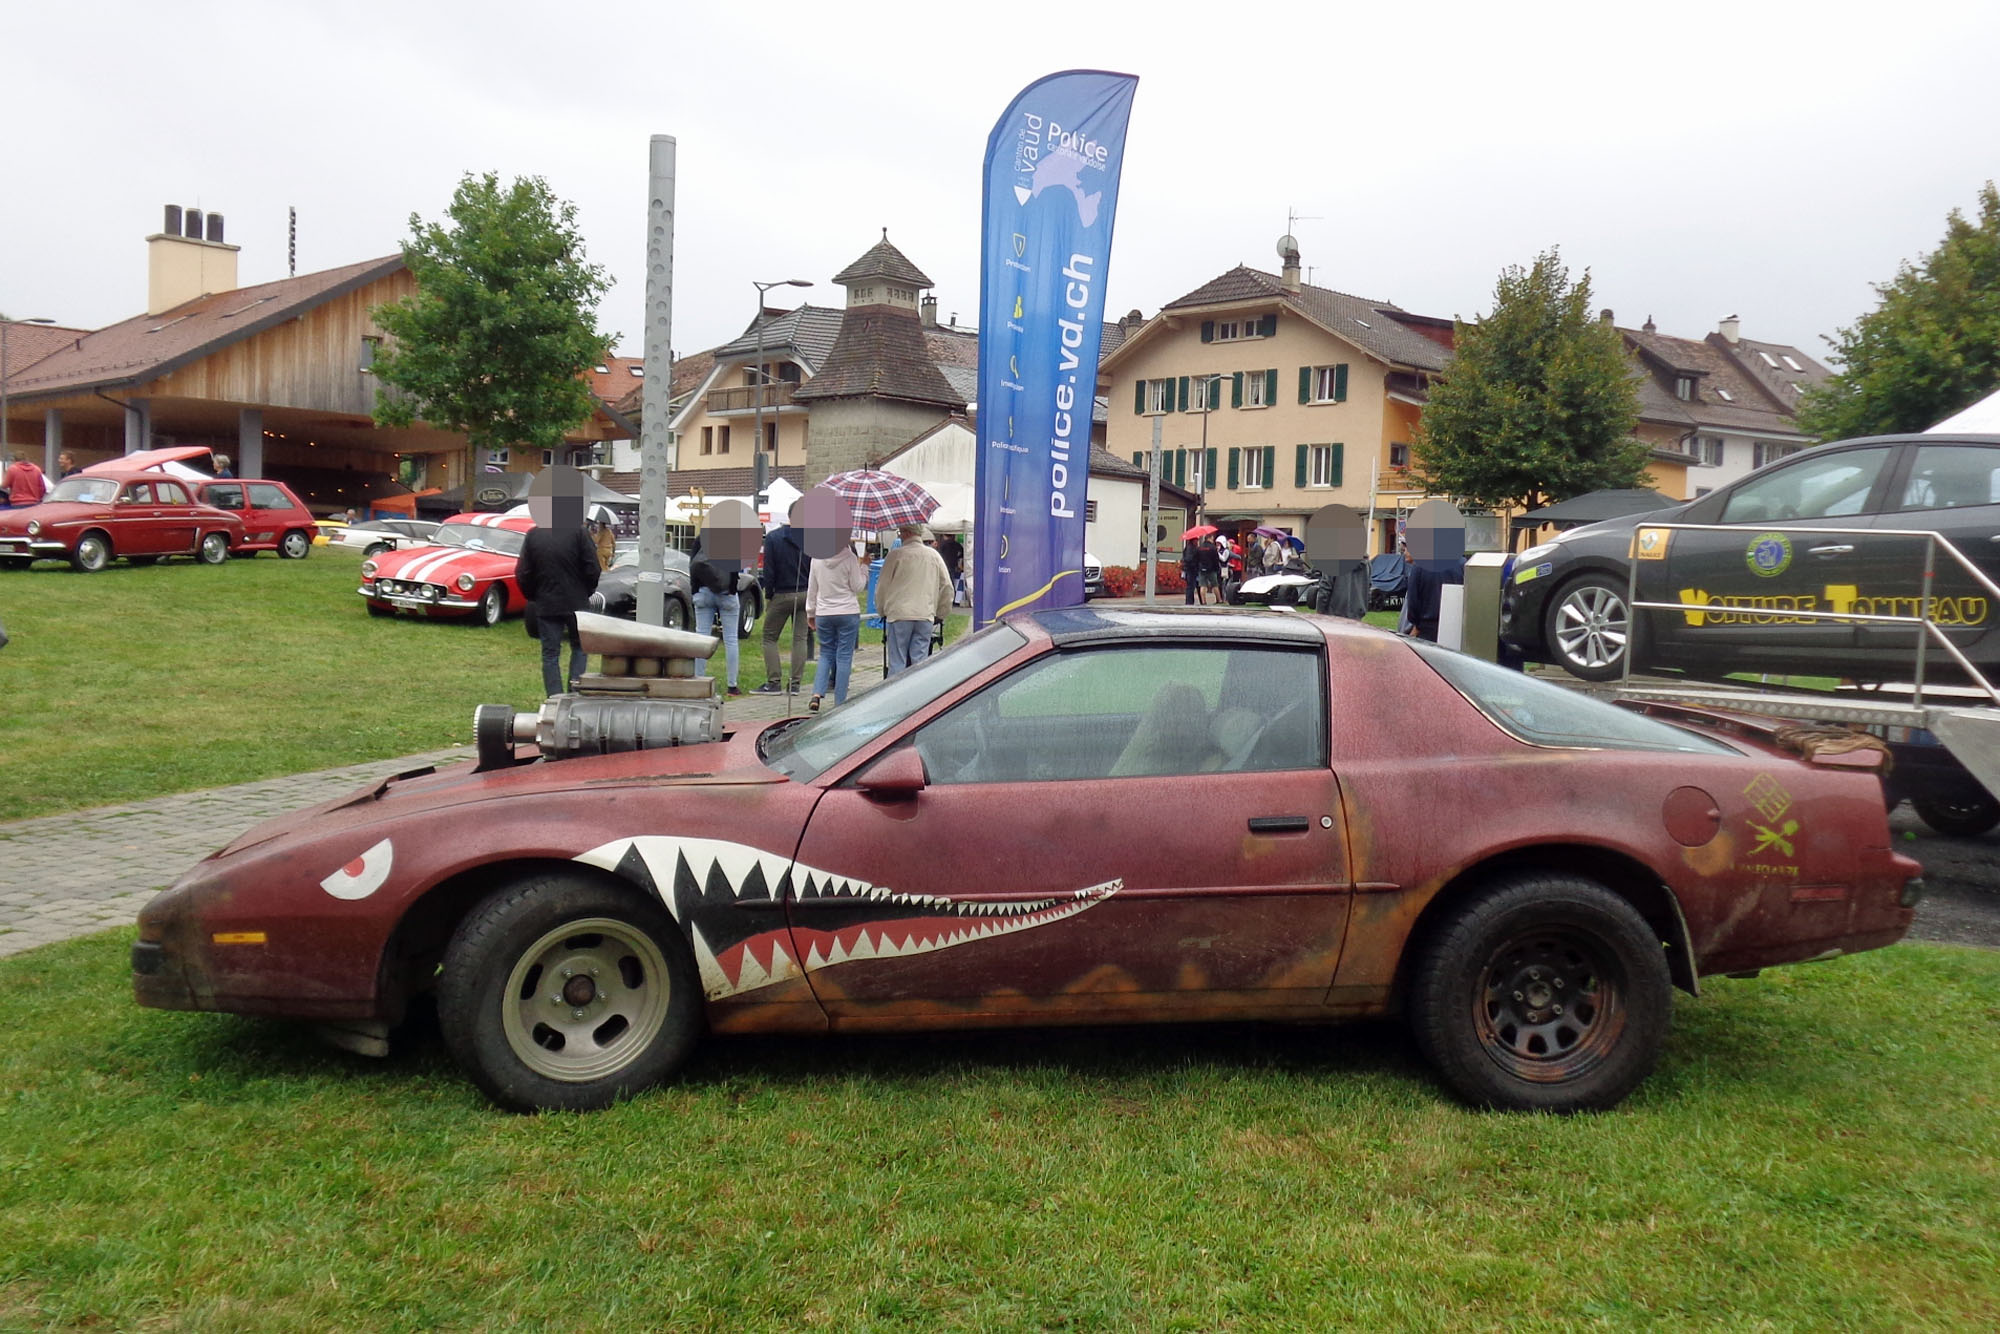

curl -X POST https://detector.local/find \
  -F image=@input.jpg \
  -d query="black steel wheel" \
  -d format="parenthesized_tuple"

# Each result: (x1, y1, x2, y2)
(197, 532, 230, 565)
(279, 529, 312, 560)
(1912, 792, 2000, 838)
(666, 595, 689, 631)
(1409, 873, 1671, 1112)
(1545, 575, 1631, 682)
(438, 873, 702, 1112)
(477, 585, 505, 626)
(71, 532, 113, 572)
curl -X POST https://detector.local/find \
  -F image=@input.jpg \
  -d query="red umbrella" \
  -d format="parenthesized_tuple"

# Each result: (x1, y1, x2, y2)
(819, 470, 940, 531)
(1181, 523, 1219, 541)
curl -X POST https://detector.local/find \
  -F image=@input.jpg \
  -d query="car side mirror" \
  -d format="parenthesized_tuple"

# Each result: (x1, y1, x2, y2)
(856, 746, 928, 796)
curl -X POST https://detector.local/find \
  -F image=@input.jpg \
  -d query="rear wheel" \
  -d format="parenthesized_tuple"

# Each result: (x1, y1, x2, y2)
(666, 595, 689, 631)
(197, 532, 230, 565)
(1409, 873, 1671, 1112)
(71, 532, 112, 572)
(363, 541, 391, 559)
(1912, 792, 2000, 838)
(437, 874, 701, 1112)
(1546, 575, 1631, 681)
(278, 530, 311, 560)
(738, 589, 761, 639)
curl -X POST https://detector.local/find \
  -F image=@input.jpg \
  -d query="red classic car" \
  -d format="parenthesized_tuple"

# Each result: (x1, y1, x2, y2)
(186, 478, 318, 559)
(133, 607, 1921, 1114)
(0, 471, 245, 570)
(357, 512, 533, 624)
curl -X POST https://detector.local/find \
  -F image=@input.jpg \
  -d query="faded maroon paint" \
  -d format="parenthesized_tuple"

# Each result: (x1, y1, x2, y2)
(136, 610, 1919, 1044)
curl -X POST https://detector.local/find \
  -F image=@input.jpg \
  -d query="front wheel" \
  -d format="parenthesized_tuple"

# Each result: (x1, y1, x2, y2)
(1546, 575, 1631, 682)
(71, 532, 112, 572)
(666, 595, 689, 631)
(1408, 873, 1671, 1113)
(1912, 792, 2000, 838)
(437, 874, 702, 1112)
(477, 585, 506, 626)
(197, 532, 230, 565)
(738, 591, 761, 640)
(279, 530, 311, 560)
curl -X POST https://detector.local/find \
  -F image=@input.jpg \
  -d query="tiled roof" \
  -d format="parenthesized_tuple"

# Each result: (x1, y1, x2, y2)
(1159, 266, 1450, 372)
(713, 304, 846, 369)
(923, 325, 980, 368)
(0, 321, 91, 386)
(792, 306, 964, 409)
(1089, 445, 1145, 478)
(5, 256, 405, 399)
(1621, 325, 1826, 438)
(831, 235, 934, 288)
(607, 346, 714, 420)
(586, 354, 645, 406)
(937, 364, 978, 405)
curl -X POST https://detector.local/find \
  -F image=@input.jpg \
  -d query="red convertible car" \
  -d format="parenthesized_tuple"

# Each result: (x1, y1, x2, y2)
(134, 608, 1921, 1114)
(357, 512, 533, 624)
(0, 470, 245, 570)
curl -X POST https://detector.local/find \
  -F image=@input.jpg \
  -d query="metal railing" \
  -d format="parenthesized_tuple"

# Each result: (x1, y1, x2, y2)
(1618, 522, 2000, 710)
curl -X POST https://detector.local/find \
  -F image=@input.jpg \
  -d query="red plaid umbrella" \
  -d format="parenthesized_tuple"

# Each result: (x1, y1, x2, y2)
(819, 469, 940, 531)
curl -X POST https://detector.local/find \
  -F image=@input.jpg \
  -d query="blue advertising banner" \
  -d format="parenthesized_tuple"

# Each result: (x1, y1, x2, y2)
(974, 70, 1139, 627)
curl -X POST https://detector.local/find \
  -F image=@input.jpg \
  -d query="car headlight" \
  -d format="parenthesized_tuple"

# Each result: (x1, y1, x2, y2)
(25, 520, 40, 536)
(456, 573, 476, 592)
(1515, 543, 1558, 567)
(361, 560, 378, 578)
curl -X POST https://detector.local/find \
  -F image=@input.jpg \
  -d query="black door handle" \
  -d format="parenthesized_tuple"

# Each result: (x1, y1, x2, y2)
(1248, 816, 1311, 834)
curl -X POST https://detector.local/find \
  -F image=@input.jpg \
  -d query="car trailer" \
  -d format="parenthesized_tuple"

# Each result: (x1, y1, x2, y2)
(1582, 522, 2000, 837)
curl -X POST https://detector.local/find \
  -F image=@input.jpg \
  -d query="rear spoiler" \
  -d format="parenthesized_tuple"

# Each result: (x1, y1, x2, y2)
(1615, 700, 1891, 772)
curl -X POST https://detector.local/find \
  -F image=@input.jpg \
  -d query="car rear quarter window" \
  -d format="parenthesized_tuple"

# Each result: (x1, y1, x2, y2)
(1414, 645, 1735, 754)
(247, 484, 291, 509)
(1897, 445, 2000, 512)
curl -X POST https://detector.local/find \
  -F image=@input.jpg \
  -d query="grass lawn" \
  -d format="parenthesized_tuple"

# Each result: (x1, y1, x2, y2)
(0, 552, 967, 821)
(2, 935, 1996, 1329)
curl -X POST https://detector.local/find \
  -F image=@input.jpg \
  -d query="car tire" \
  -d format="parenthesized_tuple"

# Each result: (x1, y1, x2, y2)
(1409, 872, 1671, 1113)
(437, 873, 702, 1112)
(1912, 792, 2000, 838)
(1545, 574, 1632, 682)
(363, 541, 391, 559)
(365, 601, 394, 618)
(666, 595, 690, 631)
(279, 530, 311, 560)
(738, 590, 761, 640)
(478, 585, 506, 626)
(197, 532, 230, 565)
(71, 532, 113, 572)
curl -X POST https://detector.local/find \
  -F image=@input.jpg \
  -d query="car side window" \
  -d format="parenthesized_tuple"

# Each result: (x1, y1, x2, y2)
(912, 644, 1324, 784)
(1897, 445, 2000, 512)
(120, 483, 152, 503)
(1719, 447, 1891, 524)
(207, 484, 245, 509)
(247, 483, 288, 508)
(155, 480, 190, 504)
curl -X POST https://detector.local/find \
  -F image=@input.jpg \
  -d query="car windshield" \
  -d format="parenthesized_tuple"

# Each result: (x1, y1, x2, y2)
(1413, 645, 1736, 754)
(760, 624, 1027, 781)
(432, 522, 526, 557)
(47, 477, 118, 504)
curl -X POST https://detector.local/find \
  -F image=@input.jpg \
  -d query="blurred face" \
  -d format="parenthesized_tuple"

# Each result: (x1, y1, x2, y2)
(1303, 504, 1366, 580)
(701, 498, 760, 576)
(528, 464, 588, 529)
(797, 486, 855, 559)
(1405, 499, 1466, 571)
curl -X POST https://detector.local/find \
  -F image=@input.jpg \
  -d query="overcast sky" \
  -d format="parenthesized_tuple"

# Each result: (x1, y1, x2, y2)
(7, 0, 1997, 367)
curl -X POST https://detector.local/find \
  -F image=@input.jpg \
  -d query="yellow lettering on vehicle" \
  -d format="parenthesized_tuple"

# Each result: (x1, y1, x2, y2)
(1674, 586, 1991, 628)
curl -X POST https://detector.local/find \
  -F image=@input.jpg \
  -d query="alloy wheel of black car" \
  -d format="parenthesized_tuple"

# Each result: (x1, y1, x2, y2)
(71, 532, 112, 573)
(437, 873, 702, 1112)
(1410, 873, 1671, 1112)
(1912, 793, 2000, 838)
(666, 596, 689, 631)
(198, 533, 230, 565)
(478, 586, 505, 626)
(738, 590, 761, 639)
(1546, 575, 1631, 682)
(279, 530, 311, 560)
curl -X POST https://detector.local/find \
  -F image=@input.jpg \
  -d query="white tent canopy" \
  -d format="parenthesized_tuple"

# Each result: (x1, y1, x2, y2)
(1929, 386, 2000, 434)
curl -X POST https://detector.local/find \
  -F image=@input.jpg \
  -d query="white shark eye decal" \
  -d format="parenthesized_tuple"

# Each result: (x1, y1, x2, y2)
(321, 838, 394, 900)
(575, 836, 1123, 1000)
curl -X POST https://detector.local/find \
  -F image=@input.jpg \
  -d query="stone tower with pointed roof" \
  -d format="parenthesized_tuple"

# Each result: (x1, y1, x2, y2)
(793, 231, 965, 485)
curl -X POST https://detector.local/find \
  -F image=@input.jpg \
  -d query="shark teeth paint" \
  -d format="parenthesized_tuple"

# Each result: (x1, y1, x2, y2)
(576, 835, 1121, 1000)
(319, 838, 394, 900)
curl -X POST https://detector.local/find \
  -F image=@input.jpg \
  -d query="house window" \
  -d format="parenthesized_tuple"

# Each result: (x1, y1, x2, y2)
(1187, 452, 1205, 492)
(1084, 499, 1098, 522)
(1189, 377, 1214, 412)
(762, 421, 777, 453)
(542, 449, 555, 466)
(1309, 365, 1348, 403)
(1308, 444, 1340, 488)
(1143, 379, 1174, 413)
(700, 426, 714, 456)
(1242, 372, 1269, 408)
(1694, 436, 1725, 467)
(359, 335, 381, 373)
(1242, 449, 1267, 490)
(1781, 354, 1804, 372)
(1753, 441, 1803, 469)
(717, 424, 731, 455)
(1675, 376, 1694, 400)
(1389, 442, 1410, 469)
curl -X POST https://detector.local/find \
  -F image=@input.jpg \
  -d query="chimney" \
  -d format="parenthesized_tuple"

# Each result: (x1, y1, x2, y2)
(1123, 308, 1143, 330)
(1718, 314, 1741, 345)
(1278, 234, 1303, 293)
(1643, 315, 1657, 334)
(920, 294, 937, 327)
(146, 200, 241, 315)
(1600, 308, 1614, 324)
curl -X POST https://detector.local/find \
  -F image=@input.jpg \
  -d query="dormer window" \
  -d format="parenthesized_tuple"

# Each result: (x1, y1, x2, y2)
(1675, 376, 1694, 401)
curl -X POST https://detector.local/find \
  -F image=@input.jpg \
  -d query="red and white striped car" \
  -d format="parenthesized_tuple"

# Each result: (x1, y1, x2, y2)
(357, 512, 532, 625)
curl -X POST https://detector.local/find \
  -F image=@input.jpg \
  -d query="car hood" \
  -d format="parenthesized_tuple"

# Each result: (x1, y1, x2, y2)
(1538, 500, 1695, 554)
(370, 542, 517, 582)
(0, 501, 109, 531)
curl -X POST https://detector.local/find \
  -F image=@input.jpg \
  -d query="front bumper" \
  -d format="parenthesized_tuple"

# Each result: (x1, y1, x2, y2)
(0, 537, 70, 556)
(358, 583, 481, 613)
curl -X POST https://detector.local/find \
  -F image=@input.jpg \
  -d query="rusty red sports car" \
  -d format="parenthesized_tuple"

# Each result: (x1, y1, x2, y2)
(133, 607, 1921, 1113)
(357, 511, 532, 624)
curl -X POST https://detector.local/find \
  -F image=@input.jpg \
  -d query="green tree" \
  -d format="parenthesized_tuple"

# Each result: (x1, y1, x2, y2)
(1798, 182, 2000, 440)
(371, 173, 613, 478)
(1413, 248, 1646, 526)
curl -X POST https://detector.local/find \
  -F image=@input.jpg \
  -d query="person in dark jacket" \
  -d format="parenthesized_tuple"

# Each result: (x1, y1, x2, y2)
(756, 503, 812, 694)
(516, 467, 602, 696)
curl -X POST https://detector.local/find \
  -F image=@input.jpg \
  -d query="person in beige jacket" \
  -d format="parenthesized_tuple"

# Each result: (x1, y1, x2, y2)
(805, 542, 869, 710)
(876, 523, 954, 676)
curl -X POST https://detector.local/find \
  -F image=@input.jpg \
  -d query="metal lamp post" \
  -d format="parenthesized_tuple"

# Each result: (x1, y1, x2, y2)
(1, 317, 57, 459)
(750, 279, 812, 492)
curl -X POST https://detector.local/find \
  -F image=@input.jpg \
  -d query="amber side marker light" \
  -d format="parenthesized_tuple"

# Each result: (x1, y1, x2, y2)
(211, 932, 268, 945)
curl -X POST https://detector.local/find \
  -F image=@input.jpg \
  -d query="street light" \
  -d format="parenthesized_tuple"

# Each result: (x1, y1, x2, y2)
(751, 279, 812, 494)
(1, 317, 57, 459)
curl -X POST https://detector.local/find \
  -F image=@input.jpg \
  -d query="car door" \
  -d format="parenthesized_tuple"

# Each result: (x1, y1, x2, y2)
(114, 482, 172, 555)
(245, 483, 301, 550)
(150, 479, 202, 553)
(1642, 445, 1898, 671)
(1857, 441, 2000, 667)
(200, 482, 251, 541)
(787, 640, 1350, 1023)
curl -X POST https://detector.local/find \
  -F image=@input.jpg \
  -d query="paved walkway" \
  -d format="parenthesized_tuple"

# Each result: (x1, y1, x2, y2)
(0, 648, 896, 959)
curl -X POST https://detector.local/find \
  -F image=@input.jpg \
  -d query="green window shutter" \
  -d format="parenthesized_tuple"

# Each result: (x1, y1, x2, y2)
(1331, 442, 1344, 488)
(1232, 371, 1243, 408)
(1259, 313, 1277, 337)
(1335, 364, 1349, 402)
(1200, 320, 1214, 343)
(1206, 447, 1218, 486)
(1264, 446, 1277, 489)
(1298, 366, 1311, 404)
(1132, 452, 1144, 469)
(1174, 449, 1186, 487)
(1294, 444, 1308, 489)
(1135, 380, 1146, 414)
(1265, 368, 1278, 403)
(1228, 447, 1240, 489)
(1177, 376, 1189, 412)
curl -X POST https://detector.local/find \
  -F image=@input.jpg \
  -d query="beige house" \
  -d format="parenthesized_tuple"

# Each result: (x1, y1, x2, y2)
(1097, 252, 1454, 554)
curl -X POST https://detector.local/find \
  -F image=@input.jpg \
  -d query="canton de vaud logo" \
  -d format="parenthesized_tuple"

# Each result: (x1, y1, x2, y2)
(1746, 532, 1793, 578)
(1011, 112, 1111, 226)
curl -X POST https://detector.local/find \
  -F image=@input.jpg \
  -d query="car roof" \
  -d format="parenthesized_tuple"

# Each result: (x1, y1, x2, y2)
(1025, 604, 1331, 646)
